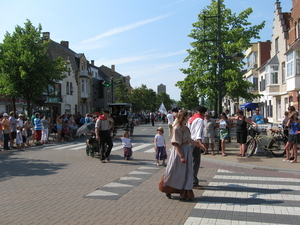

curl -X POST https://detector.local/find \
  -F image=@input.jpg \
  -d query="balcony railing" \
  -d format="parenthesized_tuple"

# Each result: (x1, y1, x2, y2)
(81, 93, 88, 99)
(80, 70, 88, 77)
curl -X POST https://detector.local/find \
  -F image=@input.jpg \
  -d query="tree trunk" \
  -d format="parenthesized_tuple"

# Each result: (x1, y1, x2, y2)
(12, 97, 16, 115)
(26, 98, 31, 118)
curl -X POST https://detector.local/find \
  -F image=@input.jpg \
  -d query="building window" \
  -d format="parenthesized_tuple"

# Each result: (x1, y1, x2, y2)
(287, 52, 294, 77)
(296, 19, 300, 39)
(296, 51, 300, 75)
(270, 65, 278, 84)
(282, 62, 286, 83)
(70, 82, 73, 95)
(269, 100, 273, 117)
(266, 65, 278, 85)
(81, 80, 85, 93)
(275, 37, 279, 53)
(66, 82, 69, 95)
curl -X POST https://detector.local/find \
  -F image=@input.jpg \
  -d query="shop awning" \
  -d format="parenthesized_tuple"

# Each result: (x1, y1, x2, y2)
(239, 102, 258, 110)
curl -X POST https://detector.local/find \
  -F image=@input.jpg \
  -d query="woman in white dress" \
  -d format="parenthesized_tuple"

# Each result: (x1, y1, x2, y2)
(159, 110, 200, 201)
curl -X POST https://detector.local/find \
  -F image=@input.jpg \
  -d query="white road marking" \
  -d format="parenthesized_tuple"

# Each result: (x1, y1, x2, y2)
(86, 190, 118, 197)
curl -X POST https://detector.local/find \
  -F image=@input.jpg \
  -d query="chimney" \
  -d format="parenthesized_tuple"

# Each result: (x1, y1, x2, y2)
(91, 60, 94, 65)
(42, 32, 50, 40)
(111, 65, 115, 72)
(60, 41, 69, 48)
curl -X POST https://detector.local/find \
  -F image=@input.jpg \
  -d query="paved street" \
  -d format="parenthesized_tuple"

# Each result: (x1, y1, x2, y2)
(1, 122, 300, 224)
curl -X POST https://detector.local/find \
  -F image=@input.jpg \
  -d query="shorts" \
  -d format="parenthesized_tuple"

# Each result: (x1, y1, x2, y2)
(236, 131, 247, 144)
(56, 124, 62, 131)
(288, 134, 298, 144)
(10, 131, 16, 140)
(204, 136, 214, 144)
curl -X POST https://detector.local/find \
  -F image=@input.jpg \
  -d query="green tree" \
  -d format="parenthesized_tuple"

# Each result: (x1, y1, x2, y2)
(156, 92, 172, 111)
(0, 20, 67, 116)
(177, 74, 200, 110)
(130, 84, 157, 112)
(114, 78, 130, 103)
(176, 0, 264, 111)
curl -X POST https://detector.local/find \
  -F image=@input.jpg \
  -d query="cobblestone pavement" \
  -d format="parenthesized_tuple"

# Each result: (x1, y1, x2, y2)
(1, 128, 300, 225)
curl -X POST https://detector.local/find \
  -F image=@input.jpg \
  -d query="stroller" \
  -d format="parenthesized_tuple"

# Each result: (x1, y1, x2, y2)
(86, 136, 100, 158)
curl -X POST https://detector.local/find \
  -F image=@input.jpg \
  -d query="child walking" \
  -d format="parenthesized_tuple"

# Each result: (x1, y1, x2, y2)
(114, 131, 132, 160)
(16, 125, 23, 151)
(154, 127, 167, 166)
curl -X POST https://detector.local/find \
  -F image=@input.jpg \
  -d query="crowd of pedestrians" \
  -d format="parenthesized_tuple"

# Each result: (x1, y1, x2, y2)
(0, 111, 98, 151)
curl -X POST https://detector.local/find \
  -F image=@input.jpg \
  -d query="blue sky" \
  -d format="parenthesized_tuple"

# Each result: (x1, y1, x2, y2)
(0, 0, 291, 101)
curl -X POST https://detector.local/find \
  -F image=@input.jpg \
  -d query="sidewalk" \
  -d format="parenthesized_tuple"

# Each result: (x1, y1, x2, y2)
(202, 139, 300, 173)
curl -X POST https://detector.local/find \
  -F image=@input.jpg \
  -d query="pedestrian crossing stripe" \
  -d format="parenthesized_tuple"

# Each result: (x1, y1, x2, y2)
(185, 218, 279, 225)
(129, 171, 152, 175)
(103, 182, 134, 188)
(86, 190, 118, 197)
(184, 169, 300, 225)
(84, 165, 160, 200)
(213, 175, 299, 182)
(43, 142, 155, 153)
(119, 177, 142, 180)
(194, 202, 300, 214)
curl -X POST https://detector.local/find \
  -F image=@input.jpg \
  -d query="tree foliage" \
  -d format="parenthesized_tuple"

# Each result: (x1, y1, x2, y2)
(115, 78, 130, 103)
(0, 19, 67, 116)
(156, 92, 172, 111)
(176, 0, 265, 109)
(130, 85, 158, 112)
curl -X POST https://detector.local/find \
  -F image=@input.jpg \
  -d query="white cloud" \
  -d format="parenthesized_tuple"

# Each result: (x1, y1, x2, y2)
(95, 49, 186, 66)
(80, 14, 172, 44)
(161, 0, 186, 9)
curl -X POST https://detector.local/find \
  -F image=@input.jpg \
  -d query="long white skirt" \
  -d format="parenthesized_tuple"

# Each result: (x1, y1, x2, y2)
(41, 128, 49, 141)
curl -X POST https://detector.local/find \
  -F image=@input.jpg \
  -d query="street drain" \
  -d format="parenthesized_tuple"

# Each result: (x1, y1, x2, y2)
(253, 167, 278, 172)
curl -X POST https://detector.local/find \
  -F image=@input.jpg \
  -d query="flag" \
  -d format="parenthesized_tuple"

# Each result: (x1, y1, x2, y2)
(158, 103, 167, 115)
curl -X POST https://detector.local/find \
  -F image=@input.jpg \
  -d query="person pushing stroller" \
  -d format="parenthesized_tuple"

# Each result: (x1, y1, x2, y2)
(95, 110, 113, 163)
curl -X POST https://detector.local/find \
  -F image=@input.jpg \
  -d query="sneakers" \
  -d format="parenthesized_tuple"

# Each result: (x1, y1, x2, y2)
(156, 163, 161, 166)
(162, 163, 167, 167)
(283, 159, 290, 162)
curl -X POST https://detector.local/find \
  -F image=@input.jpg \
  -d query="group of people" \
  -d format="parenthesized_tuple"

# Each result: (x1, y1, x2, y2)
(283, 106, 300, 163)
(159, 107, 208, 201)
(199, 109, 258, 157)
(0, 111, 99, 151)
(158, 106, 262, 201)
(0, 111, 53, 151)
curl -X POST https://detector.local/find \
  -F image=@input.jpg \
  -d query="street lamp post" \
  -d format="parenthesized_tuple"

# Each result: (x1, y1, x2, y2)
(216, 0, 243, 153)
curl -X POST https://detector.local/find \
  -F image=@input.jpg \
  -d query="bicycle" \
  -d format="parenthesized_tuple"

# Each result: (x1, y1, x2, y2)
(245, 126, 287, 158)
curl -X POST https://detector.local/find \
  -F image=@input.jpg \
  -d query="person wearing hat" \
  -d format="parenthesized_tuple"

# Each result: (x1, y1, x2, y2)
(154, 127, 167, 166)
(187, 106, 207, 189)
(95, 110, 113, 163)
(17, 114, 24, 128)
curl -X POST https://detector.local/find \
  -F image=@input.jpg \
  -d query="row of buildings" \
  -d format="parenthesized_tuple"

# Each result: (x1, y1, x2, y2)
(226, 0, 300, 125)
(0, 32, 133, 118)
